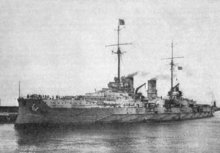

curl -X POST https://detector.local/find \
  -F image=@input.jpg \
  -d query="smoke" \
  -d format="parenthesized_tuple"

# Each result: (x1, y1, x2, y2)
(126, 71, 150, 78)
(126, 71, 139, 77)
(127, 71, 170, 81)
(150, 74, 170, 80)
(140, 72, 149, 76)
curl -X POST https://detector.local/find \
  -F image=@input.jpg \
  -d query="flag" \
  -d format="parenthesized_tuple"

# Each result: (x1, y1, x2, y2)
(119, 19, 125, 25)
(178, 66, 183, 70)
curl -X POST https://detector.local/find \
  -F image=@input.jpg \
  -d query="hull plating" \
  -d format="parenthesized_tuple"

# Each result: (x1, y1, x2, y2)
(15, 99, 214, 126)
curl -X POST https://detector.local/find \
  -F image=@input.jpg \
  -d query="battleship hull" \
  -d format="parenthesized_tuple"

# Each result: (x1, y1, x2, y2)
(15, 98, 215, 128)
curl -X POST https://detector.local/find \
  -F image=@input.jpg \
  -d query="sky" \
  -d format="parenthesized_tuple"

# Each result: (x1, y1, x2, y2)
(0, 0, 220, 106)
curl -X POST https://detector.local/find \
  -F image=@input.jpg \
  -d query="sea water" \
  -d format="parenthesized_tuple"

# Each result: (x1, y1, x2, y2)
(0, 112, 220, 153)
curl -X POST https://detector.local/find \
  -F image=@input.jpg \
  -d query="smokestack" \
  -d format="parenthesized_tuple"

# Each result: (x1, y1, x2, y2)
(126, 76, 134, 92)
(147, 79, 157, 100)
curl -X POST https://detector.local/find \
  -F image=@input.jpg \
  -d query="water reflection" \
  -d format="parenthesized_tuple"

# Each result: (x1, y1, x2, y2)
(15, 123, 143, 153)
(9, 114, 220, 152)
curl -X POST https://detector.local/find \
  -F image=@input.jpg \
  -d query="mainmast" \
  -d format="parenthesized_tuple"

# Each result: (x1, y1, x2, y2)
(171, 42, 174, 97)
(106, 19, 132, 89)
(162, 41, 184, 99)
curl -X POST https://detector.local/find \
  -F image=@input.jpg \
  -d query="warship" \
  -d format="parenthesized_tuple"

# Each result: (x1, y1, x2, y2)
(15, 20, 216, 127)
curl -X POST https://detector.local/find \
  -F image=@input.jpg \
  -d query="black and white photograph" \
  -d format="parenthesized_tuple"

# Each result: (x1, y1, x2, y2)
(0, 0, 220, 152)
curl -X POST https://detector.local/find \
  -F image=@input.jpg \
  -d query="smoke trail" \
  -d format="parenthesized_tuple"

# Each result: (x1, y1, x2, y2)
(140, 72, 149, 76)
(127, 71, 139, 77)
(127, 71, 150, 78)
(150, 74, 170, 80)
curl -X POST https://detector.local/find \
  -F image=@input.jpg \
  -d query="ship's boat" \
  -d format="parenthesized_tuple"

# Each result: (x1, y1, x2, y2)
(15, 20, 216, 127)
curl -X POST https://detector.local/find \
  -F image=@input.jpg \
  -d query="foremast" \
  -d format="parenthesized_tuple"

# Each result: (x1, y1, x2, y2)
(106, 19, 131, 89)
(117, 21, 121, 87)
